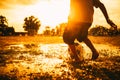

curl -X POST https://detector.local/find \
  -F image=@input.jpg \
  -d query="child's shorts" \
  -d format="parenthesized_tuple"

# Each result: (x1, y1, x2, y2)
(63, 22, 92, 44)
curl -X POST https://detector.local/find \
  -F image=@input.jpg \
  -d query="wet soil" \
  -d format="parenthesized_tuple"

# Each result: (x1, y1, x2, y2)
(0, 36, 120, 80)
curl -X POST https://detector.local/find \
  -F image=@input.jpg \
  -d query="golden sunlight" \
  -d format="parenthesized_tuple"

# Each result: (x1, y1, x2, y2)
(1, 0, 119, 33)
(0, 0, 70, 33)
(31, 0, 70, 28)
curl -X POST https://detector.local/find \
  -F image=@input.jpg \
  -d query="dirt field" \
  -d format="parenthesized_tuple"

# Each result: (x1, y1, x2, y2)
(0, 35, 120, 45)
(0, 35, 120, 80)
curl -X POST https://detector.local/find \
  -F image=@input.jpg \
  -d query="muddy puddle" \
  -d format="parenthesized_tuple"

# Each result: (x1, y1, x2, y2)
(0, 43, 120, 80)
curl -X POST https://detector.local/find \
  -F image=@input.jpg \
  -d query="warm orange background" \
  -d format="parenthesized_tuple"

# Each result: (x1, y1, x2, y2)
(0, 0, 120, 33)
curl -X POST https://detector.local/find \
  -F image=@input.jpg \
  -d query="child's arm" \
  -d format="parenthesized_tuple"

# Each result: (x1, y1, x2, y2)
(93, 0, 117, 30)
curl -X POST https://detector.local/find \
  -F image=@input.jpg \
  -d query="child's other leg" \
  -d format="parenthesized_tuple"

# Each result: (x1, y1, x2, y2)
(83, 37, 99, 60)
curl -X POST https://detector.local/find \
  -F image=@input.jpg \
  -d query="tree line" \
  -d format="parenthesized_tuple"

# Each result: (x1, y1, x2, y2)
(0, 15, 41, 36)
(0, 15, 119, 36)
(0, 15, 67, 36)
(89, 25, 120, 36)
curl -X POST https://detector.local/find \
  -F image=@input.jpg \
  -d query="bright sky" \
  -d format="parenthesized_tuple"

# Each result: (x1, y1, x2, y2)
(0, 0, 120, 33)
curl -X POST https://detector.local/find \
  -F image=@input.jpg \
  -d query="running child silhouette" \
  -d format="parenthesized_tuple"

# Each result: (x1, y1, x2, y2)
(63, 0, 117, 62)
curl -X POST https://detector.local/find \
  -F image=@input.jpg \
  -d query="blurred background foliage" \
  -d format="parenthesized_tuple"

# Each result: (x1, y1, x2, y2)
(89, 25, 120, 36)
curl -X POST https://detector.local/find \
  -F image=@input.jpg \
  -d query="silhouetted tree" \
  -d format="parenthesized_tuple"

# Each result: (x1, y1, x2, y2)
(89, 25, 118, 36)
(43, 26, 51, 35)
(108, 27, 118, 36)
(55, 26, 60, 35)
(51, 28, 55, 36)
(23, 16, 41, 36)
(0, 15, 15, 36)
(89, 25, 108, 36)
(0, 15, 8, 28)
(58, 23, 67, 36)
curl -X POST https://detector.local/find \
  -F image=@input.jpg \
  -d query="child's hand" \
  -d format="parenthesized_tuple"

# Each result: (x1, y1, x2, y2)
(107, 19, 117, 30)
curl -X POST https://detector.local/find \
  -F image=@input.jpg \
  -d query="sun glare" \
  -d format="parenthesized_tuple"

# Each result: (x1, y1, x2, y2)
(1, 0, 119, 33)
(4, 0, 70, 33)
(32, 0, 70, 28)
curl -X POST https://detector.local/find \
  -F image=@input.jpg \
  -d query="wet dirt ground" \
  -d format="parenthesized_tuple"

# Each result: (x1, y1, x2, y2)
(0, 43, 120, 80)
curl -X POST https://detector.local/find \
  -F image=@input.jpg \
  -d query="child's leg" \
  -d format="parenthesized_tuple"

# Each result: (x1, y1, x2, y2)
(68, 44, 80, 61)
(83, 37, 99, 60)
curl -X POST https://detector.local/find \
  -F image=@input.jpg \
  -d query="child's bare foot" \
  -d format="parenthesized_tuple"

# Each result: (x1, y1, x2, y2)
(69, 54, 82, 62)
(92, 52, 99, 60)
